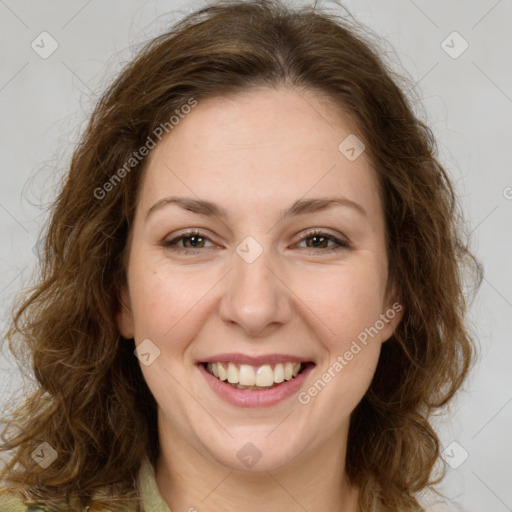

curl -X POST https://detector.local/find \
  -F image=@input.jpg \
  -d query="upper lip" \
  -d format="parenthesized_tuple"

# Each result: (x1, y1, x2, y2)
(198, 353, 314, 366)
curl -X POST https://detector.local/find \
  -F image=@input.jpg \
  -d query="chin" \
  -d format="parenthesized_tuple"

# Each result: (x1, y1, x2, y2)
(197, 428, 306, 473)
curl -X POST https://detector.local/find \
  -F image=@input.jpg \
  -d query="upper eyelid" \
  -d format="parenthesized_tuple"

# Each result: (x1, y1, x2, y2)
(164, 229, 215, 244)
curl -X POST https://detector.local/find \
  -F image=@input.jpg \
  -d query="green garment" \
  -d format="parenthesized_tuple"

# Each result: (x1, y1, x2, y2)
(138, 457, 171, 512)
(1, 460, 400, 511)
(0, 457, 170, 512)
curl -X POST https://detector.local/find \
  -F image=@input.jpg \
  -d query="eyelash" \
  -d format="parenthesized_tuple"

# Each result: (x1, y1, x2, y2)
(162, 229, 350, 255)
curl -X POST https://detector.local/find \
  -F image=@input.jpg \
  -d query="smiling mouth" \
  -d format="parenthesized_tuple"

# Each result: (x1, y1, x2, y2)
(203, 361, 311, 390)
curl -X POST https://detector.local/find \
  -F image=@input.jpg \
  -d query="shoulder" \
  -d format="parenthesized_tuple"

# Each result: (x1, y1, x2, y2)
(0, 490, 51, 512)
(0, 489, 26, 511)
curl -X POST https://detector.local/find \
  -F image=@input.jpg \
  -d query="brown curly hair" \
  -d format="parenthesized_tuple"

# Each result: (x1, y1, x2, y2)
(0, 1, 482, 510)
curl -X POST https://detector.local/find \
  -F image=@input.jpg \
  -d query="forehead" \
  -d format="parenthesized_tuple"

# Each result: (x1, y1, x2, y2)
(138, 86, 382, 221)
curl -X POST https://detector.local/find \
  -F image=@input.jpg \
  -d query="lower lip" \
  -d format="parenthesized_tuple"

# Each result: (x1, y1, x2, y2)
(198, 363, 314, 408)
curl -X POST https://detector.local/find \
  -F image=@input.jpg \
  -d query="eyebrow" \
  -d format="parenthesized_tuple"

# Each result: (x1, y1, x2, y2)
(145, 195, 367, 222)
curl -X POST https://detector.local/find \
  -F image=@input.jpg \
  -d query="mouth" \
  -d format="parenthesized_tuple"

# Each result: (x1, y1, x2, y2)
(201, 361, 313, 391)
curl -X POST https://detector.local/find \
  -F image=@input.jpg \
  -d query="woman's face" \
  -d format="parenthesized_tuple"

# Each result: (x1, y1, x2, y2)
(117, 86, 402, 472)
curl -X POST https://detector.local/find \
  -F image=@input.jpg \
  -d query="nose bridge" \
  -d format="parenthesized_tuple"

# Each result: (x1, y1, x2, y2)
(219, 235, 291, 334)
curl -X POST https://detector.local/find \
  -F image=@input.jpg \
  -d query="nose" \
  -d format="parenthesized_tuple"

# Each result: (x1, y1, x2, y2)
(218, 242, 293, 338)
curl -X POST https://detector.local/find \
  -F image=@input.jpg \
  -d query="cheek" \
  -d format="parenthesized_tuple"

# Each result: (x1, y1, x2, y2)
(128, 262, 217, 348)
(293, 257, 388, 348)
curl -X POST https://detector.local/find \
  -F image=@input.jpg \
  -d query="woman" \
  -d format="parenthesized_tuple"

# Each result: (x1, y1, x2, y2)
(0, 1, 482, 511)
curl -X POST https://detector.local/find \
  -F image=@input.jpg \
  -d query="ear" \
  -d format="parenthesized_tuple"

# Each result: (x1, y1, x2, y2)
(116, 284, 135, 339)
(379, 282, 404, 343)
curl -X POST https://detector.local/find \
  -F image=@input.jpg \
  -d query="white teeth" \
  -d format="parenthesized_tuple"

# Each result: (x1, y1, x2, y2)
(284, 362, 293, 380)
(217, 363, 227, 381)
(205, 361, 304, 387)
(274, 363, 285, 383)
(255, 365, 274, 387)
(227, 362, 238, 384)
(239, 364, 256, 386)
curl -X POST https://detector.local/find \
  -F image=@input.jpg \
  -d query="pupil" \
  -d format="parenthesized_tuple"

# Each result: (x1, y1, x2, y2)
(309, 236, 326, 248)
(186, 235, 203, 248)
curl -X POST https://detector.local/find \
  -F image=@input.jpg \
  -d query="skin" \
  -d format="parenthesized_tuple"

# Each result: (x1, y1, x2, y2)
(116, 86, 403, 512)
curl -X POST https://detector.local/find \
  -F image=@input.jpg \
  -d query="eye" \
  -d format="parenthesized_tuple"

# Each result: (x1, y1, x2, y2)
(162, 230, 215, 253)
(162, 229, 350, 255)
(296, 230, 350, 253)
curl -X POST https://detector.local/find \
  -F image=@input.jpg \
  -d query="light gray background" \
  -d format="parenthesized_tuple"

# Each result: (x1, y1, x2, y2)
(0, 0, 511, 510)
